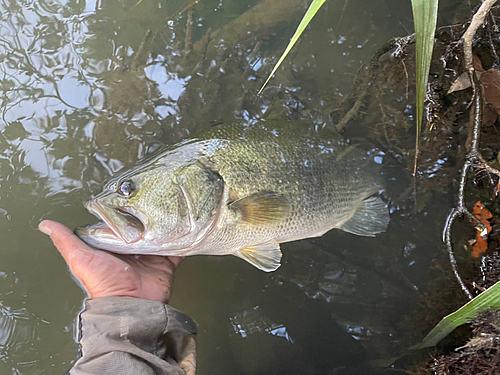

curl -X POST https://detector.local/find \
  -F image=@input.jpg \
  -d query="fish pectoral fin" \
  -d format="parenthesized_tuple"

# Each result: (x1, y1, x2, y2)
(339, 195, 389, 237)
(236, 242, 282, 272)
(229, 191, 290, 225)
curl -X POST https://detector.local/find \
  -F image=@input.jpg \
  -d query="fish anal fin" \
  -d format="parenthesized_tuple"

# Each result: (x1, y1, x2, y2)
(339, 195, 389, 237)
(236, 242, 282, 272)
(230, 191, 290, 225)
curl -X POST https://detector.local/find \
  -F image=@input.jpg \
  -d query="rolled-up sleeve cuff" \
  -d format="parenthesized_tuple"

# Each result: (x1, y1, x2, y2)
(70, 297, 196, 375)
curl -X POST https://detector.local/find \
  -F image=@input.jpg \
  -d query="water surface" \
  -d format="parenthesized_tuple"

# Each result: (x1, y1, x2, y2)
(0, 0, 475, 373)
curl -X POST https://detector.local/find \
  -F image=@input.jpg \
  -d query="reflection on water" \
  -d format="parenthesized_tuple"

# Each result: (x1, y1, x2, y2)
(0, 0, 473, 373)
(0, 271, 49, 374)
(0, 302, 37, 355)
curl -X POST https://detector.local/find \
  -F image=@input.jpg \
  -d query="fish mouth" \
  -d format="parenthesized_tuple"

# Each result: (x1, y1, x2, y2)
(78, 201, 146, 245)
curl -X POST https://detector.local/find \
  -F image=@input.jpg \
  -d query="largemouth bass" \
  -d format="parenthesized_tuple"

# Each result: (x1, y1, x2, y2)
(76, 121, 389, 271)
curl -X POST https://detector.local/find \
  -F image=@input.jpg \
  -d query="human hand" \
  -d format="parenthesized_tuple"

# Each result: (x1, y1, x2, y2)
(38, 220, 183, 304)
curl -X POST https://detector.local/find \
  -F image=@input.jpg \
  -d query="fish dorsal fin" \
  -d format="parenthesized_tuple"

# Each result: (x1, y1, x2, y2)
(339, 195, 389, 237)
(229, 191, 290, 225)
(236, 242, 282, 272)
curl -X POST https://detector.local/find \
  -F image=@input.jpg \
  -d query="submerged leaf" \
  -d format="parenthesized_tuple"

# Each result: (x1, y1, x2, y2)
(258, 0, 326, 94)
(480, 69, 500, 116)
(448, 55, 500, 124)
(447, 72, 474, 94)
(410, 281, 500, 350)
(448, 55, 486, 94)
(411, 0, 438, 174)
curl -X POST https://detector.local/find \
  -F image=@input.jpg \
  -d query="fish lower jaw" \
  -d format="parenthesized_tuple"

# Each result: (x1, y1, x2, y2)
(86, 201, 147, 244)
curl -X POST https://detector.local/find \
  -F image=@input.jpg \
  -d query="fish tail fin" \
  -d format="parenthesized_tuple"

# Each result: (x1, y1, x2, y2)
(339, 195, 389, 237)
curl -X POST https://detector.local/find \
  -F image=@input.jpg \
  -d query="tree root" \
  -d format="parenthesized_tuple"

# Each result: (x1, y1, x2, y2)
(443, 0, 500, 300)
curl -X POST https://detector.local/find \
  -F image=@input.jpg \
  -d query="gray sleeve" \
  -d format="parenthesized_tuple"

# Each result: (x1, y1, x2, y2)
(69, 296, 197, 375)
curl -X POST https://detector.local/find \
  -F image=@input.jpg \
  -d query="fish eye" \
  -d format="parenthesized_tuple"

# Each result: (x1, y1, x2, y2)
(117, 180, 134, 197)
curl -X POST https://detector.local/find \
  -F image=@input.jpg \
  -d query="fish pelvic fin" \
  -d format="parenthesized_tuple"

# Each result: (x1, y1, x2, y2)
(339, 195, 389, 237)
(229, 191, 290, 226)
(236, 242, 282, 272)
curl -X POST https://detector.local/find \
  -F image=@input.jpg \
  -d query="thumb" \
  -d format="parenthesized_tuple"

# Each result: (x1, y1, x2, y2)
(39, 220, 95, 271)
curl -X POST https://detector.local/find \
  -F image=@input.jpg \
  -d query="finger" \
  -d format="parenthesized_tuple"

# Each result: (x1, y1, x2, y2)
(39, 220, 95, 268)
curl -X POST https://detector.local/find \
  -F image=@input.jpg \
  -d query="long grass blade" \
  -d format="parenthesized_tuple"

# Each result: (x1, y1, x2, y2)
(410, 280, 500, 350)
(258, 0, 326, 95)
(411, 0, 438, 175)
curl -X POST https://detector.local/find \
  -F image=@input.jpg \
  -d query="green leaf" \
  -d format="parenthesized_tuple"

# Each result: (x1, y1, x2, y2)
(258, 0, 326, 95)
(410, 280, 500, 351)
(411, 0, 438, 175)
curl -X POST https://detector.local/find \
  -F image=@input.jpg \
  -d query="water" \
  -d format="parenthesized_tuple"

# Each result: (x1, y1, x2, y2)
(0, 0, 478, 373)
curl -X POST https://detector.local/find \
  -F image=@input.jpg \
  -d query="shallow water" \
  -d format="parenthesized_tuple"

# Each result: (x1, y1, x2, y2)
(0, 0, 478, 373)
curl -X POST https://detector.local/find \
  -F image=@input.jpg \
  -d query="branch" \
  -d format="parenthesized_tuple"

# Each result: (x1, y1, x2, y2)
(463, 0, 498, 72)
(443, 0, 499, 299)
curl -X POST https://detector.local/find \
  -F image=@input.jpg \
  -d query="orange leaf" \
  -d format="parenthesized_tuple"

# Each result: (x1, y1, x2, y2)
(469, 201, 493, 258)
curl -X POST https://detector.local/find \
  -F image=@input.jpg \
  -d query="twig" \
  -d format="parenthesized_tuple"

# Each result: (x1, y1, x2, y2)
(444, 209, 474, 299)
(244, 41, 263, 75)
(168, 0, 199, 22)
(487, 13, 500, 67)
(131, 30, 153, 71)
(402, 60, 409, 100)
(442, 0, 499, 299)
(184, 7, 194, 56)
(336, 95, 365, 131)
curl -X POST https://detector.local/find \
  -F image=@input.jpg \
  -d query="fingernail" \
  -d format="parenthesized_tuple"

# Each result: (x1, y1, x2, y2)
(39, 222, 52, 236)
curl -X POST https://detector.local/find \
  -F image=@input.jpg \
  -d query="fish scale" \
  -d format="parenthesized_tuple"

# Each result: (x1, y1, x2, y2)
(76, 121, 389, 272)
